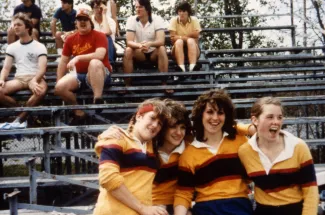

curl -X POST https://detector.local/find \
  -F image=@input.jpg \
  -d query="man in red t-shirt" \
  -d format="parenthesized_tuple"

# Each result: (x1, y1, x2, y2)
(55, 5, 112, 124)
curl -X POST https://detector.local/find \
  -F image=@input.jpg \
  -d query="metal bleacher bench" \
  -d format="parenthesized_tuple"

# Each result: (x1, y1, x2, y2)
(0, 25, 296, 44)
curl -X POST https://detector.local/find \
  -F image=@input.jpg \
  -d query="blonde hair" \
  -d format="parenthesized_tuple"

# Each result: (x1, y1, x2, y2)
(251, 97, 283, 118)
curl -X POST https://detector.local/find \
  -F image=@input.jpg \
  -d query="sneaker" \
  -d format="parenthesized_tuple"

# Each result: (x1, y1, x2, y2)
(93, 98, 105, 114)
(0, 122, 11, 130)
(10, 118, 27, 129)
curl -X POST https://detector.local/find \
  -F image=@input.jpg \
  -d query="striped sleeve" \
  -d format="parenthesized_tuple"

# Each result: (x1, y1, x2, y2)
(174, 151, 195, 209)
(297, 142, 319, 215)
(96, 139, 125, 191)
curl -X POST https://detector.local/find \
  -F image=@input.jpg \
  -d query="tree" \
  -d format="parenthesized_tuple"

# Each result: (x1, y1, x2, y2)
(310, 0, 325, 45)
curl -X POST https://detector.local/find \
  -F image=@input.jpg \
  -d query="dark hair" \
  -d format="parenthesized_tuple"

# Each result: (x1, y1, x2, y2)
(175, 1, 193, 16)
(192, 90, 237, 141)
(156, 99, 192, 148)
(62, 0, 74, 9)
(12, 12, 33, 35)
(90, 0, 107, 9)
(62, 0, 74, 4)
(136, 0, 152, 23)
(251, 97, 283, 119)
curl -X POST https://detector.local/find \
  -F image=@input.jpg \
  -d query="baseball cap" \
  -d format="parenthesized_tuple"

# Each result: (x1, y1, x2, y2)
(76, 8, 92, 20)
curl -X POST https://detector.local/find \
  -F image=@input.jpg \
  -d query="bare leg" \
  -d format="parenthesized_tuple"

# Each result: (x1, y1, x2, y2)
(173, 39, 185, 66)
(155, 46, 168, 73)
(55, 31, 64, 49)
(87, 59, 106, 99)
(151, 47, 173, 94)
(123, 48, 146, 87)
(123, 47, 134, 86)
(32, 28, 39, 41)
(18, 79, 48, 121)
(0, 80, 27, 107)
(54, 74, 84, 116)
(187, 38, 199, 65)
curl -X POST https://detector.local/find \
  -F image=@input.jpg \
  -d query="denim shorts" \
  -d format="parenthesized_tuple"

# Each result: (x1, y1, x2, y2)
(75, 67, 111, 90)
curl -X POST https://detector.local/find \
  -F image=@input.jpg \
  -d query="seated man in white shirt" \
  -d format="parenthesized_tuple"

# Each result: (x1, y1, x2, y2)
(0, 13, 47, 127)
(123, 0, 172, 94)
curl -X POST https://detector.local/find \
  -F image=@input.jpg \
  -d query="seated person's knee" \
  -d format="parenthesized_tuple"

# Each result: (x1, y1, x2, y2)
(89, 59, 102, 69)
(124, 47, 134, 59)
(54, 82, 64, 96)
(158, 46, 167, 55)
(55, 31, 63, 39)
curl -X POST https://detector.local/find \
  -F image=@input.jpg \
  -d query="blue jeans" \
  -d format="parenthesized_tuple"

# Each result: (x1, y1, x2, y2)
(107, 36, 116, 64)
(192, 198, 253, 215)
(75, 67, 111, 90)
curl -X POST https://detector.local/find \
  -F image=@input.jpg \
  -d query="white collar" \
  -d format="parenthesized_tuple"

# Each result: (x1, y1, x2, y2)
(191, 132, 229, 155)
(159, 141, 186, 164)
(248, 130, 299, 174)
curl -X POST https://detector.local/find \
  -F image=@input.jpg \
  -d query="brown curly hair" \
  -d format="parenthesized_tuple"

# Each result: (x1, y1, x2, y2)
(156, 99, 193, 148)
(192, 89, 237, 141)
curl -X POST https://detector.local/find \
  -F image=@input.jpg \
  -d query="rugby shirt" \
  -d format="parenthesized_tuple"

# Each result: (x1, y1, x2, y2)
(93, 126, 158, 215)
(238, 130, 319, 215)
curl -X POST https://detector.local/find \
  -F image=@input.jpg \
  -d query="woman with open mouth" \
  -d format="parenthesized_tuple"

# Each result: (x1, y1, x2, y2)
(238, 97, 319, 215)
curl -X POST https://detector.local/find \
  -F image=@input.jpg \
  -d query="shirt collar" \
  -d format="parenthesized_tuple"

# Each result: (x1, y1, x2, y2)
(191, 132, 229, 154)
(248, 130, 300, 174)
(177, 17, 191, 24)
(159, 141, 186, 163)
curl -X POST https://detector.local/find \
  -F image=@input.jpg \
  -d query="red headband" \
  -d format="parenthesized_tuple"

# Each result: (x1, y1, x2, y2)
(137, 104, 154, 115)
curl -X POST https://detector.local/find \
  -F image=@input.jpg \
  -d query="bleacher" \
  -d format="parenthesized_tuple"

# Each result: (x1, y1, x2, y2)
(1, 18, 325, 214)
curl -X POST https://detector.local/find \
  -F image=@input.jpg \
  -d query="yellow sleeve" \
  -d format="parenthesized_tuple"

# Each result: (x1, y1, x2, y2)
(174, 151, 195, 209)
(297, 142, 319, 215)
(96, 138, 126, 191)
(192, 16, 202, 32)
(236, 123, 255, 136)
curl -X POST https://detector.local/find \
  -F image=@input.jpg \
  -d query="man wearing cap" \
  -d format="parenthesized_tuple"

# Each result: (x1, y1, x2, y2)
(54, 6, 112, 125)
(50, 0, 76, 60)
(7, 0, 42, 44)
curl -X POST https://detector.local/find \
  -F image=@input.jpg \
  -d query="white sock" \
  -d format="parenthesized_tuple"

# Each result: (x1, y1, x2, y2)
(57, 48, 63, 55)
(12, 117, 21, 123)
(179, 64, 186, 72)
(189, 64, 196, 71)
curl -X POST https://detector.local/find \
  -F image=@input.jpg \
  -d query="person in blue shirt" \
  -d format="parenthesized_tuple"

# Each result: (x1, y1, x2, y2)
(50, 0, 76, 59)
(7, 0, 42, 44)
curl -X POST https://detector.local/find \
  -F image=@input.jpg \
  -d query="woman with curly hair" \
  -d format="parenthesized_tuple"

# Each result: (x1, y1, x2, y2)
(174, 90, 253, 215)
(94, 98, 169, 215)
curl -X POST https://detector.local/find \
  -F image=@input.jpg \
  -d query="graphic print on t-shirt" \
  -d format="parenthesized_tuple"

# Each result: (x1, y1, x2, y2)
(72, 43, 92, 55)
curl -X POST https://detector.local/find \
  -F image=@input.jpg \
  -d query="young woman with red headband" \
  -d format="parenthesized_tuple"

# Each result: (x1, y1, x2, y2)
(93, 98, 169, 215)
